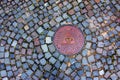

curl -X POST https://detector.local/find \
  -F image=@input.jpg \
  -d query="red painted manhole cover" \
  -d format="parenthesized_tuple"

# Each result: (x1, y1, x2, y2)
(53, 25, 84, 55)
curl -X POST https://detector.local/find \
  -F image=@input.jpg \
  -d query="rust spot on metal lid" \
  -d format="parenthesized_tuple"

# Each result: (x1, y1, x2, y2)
(53, 25, 84, 55)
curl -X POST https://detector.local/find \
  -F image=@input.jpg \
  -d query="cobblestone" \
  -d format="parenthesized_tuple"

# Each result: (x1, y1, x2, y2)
(47, 31, 54, 37)
(40, 58, 46, 65)
(0, 46, 5, 52)
(98, 42, 104, 47)
(110, 73, 118, 80)
(65, 68, 72, 75)
(93, 70, 99, 76)
(41, 44, 48, 52)
(26, 69, 33, 76)
(55, 16, 63, 22)
(96, 48, 103, 53)
(55, 61, 61, 69)
(37, 27, 44, 34)
(46, 37, 52, 44)
(82, 49, 88, 56)
(86, 42, 92, 49)
(1, 70, 7, 77)
(49, 57, 56, 64)
(60, 63, 67, 71)
(59, 55, 65, 61)
(86, 35, 92, 41)
(29, 5, 35, 10)
(77, 69, 84, 76)
(99, 70, 104, 75)
(48, 44, 55, 53)
(35, 70, 43, 77)
(116, 26, 120, 32)
(44, 64, 52, 71)
(88, 55, 95, 63)
(82, 57, 88, 65)
(2, 77, 8, 80)
(117, 49, 120, 56)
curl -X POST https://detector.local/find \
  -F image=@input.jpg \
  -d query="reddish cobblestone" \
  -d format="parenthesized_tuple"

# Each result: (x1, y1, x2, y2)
(95, 0, 100, 3)
(68, 9, 75, 15)
(88, 10, 94, 17)
(34, 38, 40, 46)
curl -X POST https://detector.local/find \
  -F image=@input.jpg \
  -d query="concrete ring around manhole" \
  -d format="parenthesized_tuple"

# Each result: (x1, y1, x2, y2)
(53, 24, 85, 55)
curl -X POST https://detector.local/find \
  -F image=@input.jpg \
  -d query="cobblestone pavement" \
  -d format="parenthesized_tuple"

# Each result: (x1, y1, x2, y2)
(0, 0, 120, 80)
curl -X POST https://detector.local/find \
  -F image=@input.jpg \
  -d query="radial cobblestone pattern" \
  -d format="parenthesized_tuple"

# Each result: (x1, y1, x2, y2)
(0, 0, 120, 80)
(54, 25, 84, 55)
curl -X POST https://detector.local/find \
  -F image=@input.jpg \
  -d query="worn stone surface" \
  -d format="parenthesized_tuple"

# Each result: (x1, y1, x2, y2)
(0, 0, 119, 79)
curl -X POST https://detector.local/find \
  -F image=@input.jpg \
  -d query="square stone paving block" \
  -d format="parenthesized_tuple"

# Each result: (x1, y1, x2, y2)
(47, 31, 54, 37)
(29, 4, 35, 10)
(2, 77, 8, 80)
(41, 44, 48, 52)
(60, 63, 67, 71)
(0, 46, 5, 52)
(27, 49, 33, 55)
(21, 73, 27, 79)
(55, 16, 63, 22)
(37, 27, 44, 34)
(82, 49, 88, 56)
(11, 40, 17, 47)
(43, 23, 50, 29)
(49, 57, 56, 64)
(117, 71, 120, 78)
(82, 57, 88, 65)
(34, 38, 40, 46)
(44, 64, 52, 71)
(86, 42, 92, 49)
(32, 64, 38, 71)
(86, 71, 91, 77)
(77, 69, 84, 76)
(96, 48, 103, 53)
(21, 56, 26, 62)
(55, 61, 61, 69)
(26, 69, 33, 76)
(45, 52, 51, 59)
(40, 58, 46, 65)
(110, 73, 118, 80)
(31, 32, 38, 38)
(22, 43, 28, 48)
(88, 55, 95, 63)
(99, 70, 104, 75)
(7, 38, 12, 44)
(24, 25, 29, 30)
(48, 44, 55, 53)
(0, 52, 4, 58)
(26, 36, 32, 42)
(5, 58, 10, 64)
(88, 10, 94, 17)
(5, 52, 9, 58)
(35, 70, 43, 77)
(76, 54, 82, 61)
(35, 46, 42, 53)
(59, 55, 65, 61)
(21, 48, 26, 54)
(1, 70, 7, 77)
(46, 37, 52, 44)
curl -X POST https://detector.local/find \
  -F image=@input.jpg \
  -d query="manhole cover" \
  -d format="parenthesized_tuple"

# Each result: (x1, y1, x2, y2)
(53, 25, 84, 55)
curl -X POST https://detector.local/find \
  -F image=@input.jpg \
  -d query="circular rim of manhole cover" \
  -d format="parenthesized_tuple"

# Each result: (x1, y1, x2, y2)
(53, 24, 85, 55)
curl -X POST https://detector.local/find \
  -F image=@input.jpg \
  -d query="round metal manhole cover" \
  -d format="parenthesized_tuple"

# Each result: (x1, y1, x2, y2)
(53, 25, 84, 55)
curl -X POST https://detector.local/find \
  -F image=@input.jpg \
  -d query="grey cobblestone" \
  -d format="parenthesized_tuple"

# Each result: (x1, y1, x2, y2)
(0, 0, 119, 79)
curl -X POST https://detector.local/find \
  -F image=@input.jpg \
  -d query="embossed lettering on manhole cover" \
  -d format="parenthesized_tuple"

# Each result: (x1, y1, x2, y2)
(53, 25, 84, 55)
